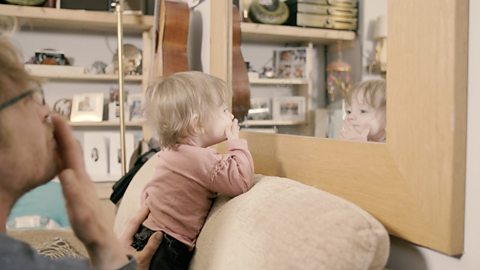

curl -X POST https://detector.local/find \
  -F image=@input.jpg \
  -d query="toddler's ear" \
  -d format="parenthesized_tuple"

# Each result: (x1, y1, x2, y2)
(190, 114, 204, 134)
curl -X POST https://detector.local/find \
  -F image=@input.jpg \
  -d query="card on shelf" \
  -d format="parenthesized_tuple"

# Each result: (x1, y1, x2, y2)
(108, 132, 135, 178)
(83, 132, 109, 180)
(127, 93, 144, 122)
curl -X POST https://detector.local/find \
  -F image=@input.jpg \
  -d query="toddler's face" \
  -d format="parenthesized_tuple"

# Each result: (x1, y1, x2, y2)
(199, 103, 234, 147)
(344, 93, 386, 141)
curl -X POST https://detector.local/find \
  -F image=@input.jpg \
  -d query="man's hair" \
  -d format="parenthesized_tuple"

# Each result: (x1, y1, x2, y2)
(0, 38, 40, 144)
(0, 38, 38, 100)
(144, 71, 231, 149)
(345, 79, 386, 109)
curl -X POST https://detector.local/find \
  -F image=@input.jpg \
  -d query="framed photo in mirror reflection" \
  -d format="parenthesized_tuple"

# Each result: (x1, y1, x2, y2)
(273, 96, 306, 122)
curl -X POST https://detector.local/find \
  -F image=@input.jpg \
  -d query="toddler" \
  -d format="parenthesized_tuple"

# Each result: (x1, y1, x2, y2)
(340, 79, 386, 142)
(132, 71, 255, 270)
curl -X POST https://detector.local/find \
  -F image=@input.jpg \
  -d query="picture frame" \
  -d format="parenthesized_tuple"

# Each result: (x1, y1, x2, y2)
(108, 88, 130, 122)
(273, 47, 307, 79)
(70, 93, 104, 122)
(127, 93, 144, 122)
(272, 96, 306, 121)
(108, 102, 129, 122)
(247, 97, 272, 120)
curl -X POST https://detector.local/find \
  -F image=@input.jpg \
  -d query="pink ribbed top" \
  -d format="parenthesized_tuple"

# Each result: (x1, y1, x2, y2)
(142, 138, 254, 247)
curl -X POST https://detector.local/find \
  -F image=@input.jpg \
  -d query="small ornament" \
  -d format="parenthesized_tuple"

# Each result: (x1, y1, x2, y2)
(326, 42, 352, 102)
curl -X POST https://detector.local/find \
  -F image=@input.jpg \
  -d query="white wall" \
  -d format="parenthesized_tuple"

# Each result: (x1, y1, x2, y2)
(386, 2, 480, 269)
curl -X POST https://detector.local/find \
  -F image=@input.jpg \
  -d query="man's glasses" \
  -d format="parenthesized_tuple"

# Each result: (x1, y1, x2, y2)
(0, 88, 45, 112)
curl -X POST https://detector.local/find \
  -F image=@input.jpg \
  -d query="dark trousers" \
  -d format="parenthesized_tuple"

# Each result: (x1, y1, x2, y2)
(132, 225, 194, 270)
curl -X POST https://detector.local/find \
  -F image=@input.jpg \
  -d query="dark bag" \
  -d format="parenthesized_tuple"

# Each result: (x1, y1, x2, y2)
(110, 145, 159, 204)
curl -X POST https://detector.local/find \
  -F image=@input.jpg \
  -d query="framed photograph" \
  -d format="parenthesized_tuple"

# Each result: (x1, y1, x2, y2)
(83, 132, 109, 180)
(247, 97, 272, 120)
(108, 102, 129, 122)
(274, 47, 307, 79)
(273, 96, 306, 121)
(107, 86, 131, 122)
(70, 93, 104, 122)
(128, 93, 144, 122)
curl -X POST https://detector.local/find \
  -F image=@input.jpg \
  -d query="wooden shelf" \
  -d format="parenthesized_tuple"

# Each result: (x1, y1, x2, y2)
(0, 4, 153, 33)
(241, 120, 306, 126)
(249, 78, 308, 85)
(241, 22, 355, 44)
(32, 72, 142, 82)
(69, 121, 143, 127)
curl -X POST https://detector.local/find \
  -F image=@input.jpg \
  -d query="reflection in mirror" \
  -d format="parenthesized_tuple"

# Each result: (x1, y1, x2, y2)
(339, 80, 386, 142)
(237, 0, 387, 140)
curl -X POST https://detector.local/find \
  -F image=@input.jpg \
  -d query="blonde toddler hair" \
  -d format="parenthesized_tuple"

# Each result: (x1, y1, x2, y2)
(345, 79, 386, 110)
(144, 71, 231, 149)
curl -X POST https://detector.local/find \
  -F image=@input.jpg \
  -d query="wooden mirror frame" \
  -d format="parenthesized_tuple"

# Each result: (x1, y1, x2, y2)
(209, 0, 467, 255)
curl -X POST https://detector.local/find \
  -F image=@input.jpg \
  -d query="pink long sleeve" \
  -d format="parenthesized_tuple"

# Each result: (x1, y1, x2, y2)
(141, 138, 254, 247)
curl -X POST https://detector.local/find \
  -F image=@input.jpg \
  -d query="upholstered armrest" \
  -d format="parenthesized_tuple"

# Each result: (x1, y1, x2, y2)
(190, 175, 390, 270)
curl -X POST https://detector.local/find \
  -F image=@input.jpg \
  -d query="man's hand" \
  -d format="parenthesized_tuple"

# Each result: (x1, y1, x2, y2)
(225, 118, 240, 140)
(119, 205, 163, 270)
(340, 119, 369, 142)
(52, 115, 129, 269)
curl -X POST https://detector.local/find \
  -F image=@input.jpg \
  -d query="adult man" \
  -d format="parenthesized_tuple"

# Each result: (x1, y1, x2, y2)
(0, 38, 160, 269)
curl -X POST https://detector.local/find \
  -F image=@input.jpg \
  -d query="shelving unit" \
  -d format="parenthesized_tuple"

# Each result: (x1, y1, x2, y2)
(249, 77, 308, 85)
(0, 4, 152, 33)
(241, 22, 355, 136)
(31, 72, 143, 82)
(241, 22, 355, 44)
(241, 119, 305, 127)
(69, 121, 143, 128)
(1, 4, 153, 190)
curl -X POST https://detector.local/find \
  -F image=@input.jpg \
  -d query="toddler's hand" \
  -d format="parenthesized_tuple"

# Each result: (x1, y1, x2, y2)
(226, 118, 240, 140)
(340, 119, 369, 142)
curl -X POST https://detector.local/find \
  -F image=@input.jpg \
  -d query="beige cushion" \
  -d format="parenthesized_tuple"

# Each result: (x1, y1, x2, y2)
(190, 175, 389, 270)
(114, 155, 159, 235)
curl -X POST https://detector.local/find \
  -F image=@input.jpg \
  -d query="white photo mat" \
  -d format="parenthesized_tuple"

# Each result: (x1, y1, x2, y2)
(83, 132, 109, 180)
(82, 132, 136, 181)
(108, 132, 135, 178)
(272, 96, 306, 121)
(70, 93, 104, 122)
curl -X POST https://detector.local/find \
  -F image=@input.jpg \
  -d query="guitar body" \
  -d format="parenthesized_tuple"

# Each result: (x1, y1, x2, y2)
(151, 0, 189, 79)
(232, 5, 251, 121)
(162, 0, 189, 76)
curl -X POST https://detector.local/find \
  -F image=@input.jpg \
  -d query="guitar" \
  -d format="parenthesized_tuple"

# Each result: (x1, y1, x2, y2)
(150, 0, 189, 79)
(232, 5, 251, 121)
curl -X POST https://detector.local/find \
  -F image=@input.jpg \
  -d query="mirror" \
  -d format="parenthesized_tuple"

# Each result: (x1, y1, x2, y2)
(210, 0, 467, 255)
(229, 0, 388, 142)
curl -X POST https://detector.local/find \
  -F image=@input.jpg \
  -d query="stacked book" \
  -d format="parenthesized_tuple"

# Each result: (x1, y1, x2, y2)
(296, 0, 358, 31)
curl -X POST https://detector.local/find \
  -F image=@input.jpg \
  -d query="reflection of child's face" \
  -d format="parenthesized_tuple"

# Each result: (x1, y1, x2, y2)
(344, 92, 386, 141)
